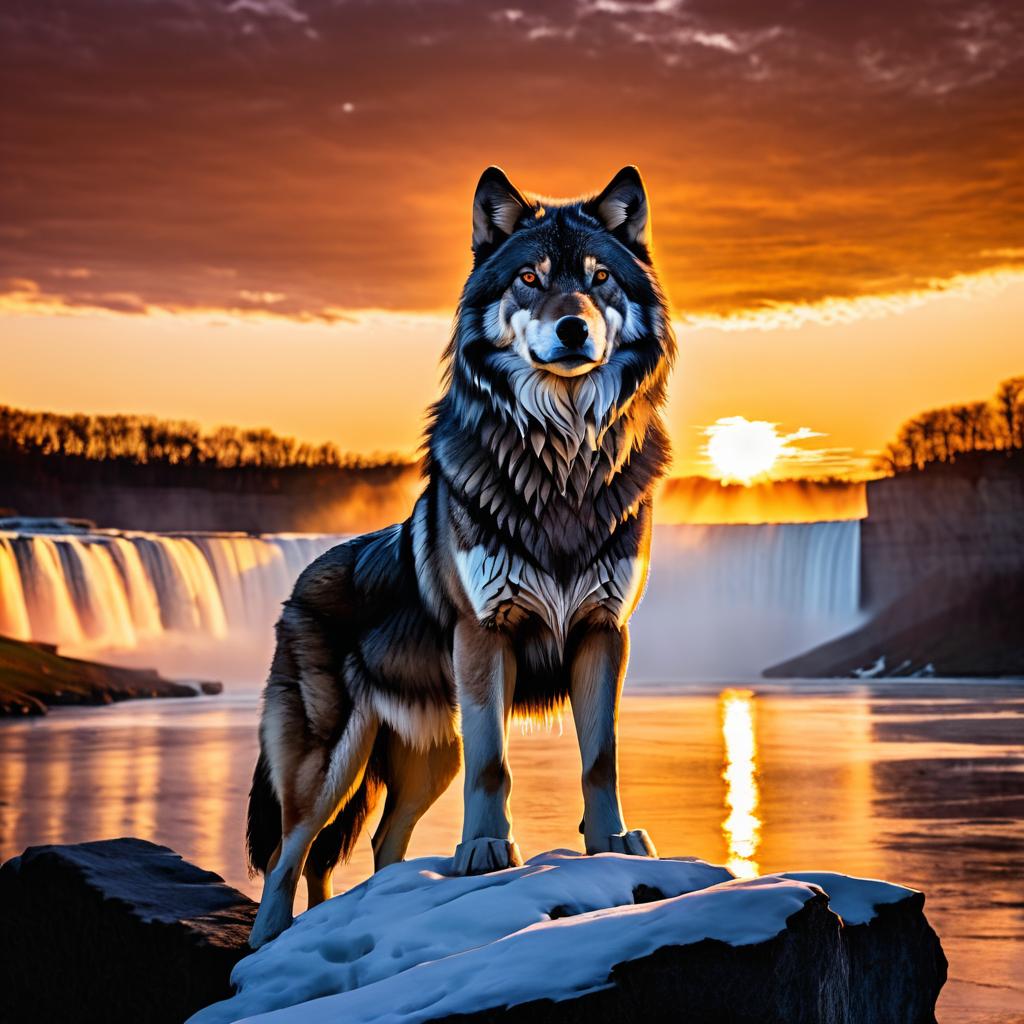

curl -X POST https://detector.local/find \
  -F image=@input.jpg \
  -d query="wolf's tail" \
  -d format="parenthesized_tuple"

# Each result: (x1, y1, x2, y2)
(245, 744, 381, 878)
(246, 750, 281, 876)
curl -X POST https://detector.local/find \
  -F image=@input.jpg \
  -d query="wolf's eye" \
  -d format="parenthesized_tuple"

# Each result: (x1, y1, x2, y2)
(519, 270, 538, 287)
(594, 269, 610, 285)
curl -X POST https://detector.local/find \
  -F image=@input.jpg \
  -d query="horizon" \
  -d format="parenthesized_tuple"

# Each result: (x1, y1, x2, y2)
(4, 290, 1023, 481)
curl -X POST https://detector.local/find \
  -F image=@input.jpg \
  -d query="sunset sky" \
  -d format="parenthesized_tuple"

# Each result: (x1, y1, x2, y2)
(2, 0, 1022, 477)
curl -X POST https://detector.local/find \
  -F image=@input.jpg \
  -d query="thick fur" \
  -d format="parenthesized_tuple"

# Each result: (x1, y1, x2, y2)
(247, 165, 675, 947)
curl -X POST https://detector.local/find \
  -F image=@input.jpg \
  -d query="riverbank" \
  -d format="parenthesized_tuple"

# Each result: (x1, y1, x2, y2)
(765, 572, 1024, 678)
(0, 634, 217, 715)
(766, 453, 1024, 679)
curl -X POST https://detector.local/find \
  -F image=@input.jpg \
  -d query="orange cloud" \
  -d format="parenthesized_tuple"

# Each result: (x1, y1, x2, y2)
(0, 0, 1021, 323)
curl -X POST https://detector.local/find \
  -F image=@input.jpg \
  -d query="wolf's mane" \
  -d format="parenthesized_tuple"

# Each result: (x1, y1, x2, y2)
(428, 314, 668, 534)
(467, 351, 626, 494)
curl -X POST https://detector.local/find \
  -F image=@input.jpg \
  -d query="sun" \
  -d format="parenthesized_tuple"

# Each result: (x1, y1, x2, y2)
(705, 417, 784, 484)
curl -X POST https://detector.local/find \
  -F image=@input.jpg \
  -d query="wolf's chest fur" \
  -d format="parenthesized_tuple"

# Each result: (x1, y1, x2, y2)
(454, 542, 645, 646)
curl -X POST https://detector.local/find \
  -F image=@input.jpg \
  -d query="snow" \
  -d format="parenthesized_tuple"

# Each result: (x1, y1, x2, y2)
(780, 871, 915, 926)
(190, 851, 916, 1024)
(853, 655, 887, 678)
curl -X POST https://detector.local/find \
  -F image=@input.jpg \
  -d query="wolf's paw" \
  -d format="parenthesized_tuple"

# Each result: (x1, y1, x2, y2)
(248, 896, 294, 950)
(451, 837, 523, 875)
(590, 829, 658, 857)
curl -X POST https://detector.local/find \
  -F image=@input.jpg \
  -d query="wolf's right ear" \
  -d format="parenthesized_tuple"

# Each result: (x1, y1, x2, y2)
(472, 167, 530, 258)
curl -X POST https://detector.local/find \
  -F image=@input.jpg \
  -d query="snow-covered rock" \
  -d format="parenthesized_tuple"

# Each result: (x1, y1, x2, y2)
(190, 852, 946, 1024)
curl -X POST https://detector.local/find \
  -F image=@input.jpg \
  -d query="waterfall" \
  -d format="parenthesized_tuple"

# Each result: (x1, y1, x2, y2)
(0, 520, 861, 683)
(630, 521, 862, 680)
(0, 525, 337, 682)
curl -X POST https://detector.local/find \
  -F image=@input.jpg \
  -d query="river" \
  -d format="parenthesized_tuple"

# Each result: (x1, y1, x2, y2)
(1, 680, 1021, 1023)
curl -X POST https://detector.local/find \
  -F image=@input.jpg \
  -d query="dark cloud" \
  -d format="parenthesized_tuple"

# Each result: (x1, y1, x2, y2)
(1, 0, 1022, 320)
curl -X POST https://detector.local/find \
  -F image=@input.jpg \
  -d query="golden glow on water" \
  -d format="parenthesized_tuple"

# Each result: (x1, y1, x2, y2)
(187, 710, 234, 871)
(0, 689, 1018, 1023)
(720, 688, 762, 878)
(127, 724, 161, 842)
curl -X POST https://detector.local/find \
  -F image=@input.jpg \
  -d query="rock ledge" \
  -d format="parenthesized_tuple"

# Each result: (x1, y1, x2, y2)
(0, 838, 257, 1024)
(0, 839, 946, 1024)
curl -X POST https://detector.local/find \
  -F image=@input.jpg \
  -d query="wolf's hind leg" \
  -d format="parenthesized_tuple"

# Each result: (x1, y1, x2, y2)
(303, 859, 333, 909)
(570, 625, 657, 858)
(372, 734, 460, 871)
(302, 776, 383, 908)
(249, 705, 379, 949)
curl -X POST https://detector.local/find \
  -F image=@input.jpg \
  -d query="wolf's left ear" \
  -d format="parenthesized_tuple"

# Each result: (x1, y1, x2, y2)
(589, 166, 650, 254)
(472, 167, 531, 257)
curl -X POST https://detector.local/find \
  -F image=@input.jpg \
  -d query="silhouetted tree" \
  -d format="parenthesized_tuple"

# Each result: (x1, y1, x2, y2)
(875, 375, 1024, 474)
(994, 376, 1024, 450)
(0, 403, 411, 494)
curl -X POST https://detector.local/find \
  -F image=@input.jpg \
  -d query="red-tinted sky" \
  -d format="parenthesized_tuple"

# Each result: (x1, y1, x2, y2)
(2, 0, 1022, 474)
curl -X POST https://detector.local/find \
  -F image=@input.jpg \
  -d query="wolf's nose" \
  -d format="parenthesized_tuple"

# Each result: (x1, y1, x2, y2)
(555, 316, 589, 349)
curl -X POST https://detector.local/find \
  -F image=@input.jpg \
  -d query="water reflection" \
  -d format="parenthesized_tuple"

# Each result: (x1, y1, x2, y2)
(719, 688, 762, 877)
(1, 684, 1022, 1024)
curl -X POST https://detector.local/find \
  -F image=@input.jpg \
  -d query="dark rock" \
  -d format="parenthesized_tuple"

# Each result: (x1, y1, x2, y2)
(200, 681, 224, 696)
(0, 842, 947, 1024)
(767, 455, 1024, 679)
(193, 853, 947, 1024)
(0, 838, 256, 1024)
(763, 572, 1024, 678)
(426, 885, 947, 1024)
(860, 455, 1024, 609)
(435, 893, 846, 1024)
(840, 891, 948, 1024)
(631, 882, 667, 904)
(0, 689, 46, 715)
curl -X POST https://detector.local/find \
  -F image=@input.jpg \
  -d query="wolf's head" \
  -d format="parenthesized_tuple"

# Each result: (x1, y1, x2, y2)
(461, 166, 671, 382)
(435, 167, 674, 502)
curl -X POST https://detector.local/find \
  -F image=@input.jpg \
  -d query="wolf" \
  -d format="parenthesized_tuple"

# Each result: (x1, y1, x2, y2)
(246, 165, 676, 947)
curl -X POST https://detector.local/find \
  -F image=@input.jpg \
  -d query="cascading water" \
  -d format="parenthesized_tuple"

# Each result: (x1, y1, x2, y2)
(0, 525, 337, 683)
(630, 522, 862, 680)
(0, 520, 861, 684)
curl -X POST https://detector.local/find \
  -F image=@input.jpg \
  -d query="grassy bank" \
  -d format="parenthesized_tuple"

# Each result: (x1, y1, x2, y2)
(0, 635, 210, 716)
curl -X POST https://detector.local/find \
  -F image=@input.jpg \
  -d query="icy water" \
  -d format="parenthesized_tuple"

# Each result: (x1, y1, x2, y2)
(1, 682, 1021, 1024)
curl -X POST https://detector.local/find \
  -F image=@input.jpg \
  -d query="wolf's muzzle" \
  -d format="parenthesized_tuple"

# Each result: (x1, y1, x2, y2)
(530, 348, 596, 368)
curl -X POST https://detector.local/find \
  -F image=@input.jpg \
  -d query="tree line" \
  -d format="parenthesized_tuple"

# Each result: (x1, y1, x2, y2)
(0, 405, 412, 496)
(876, 376, 1024, 474)
(0, 405, 403, 470)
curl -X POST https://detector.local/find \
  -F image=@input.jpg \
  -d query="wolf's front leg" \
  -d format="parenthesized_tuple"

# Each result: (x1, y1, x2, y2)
(451, 619, 523, 875)
(570, 625, 657, 857)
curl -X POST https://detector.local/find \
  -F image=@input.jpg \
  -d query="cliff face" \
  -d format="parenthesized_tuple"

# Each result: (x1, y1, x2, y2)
(764, 573, 1024, 678)
(861, 455, 1024, 608)
(0, 472, 422, 535)
(768, 454, 1024, 678)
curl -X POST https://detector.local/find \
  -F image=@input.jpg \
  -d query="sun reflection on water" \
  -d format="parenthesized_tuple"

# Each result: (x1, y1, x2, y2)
(720, 688, 761, 878)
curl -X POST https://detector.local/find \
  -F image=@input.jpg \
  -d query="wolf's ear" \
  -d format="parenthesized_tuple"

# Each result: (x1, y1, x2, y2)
(472, 167, 530, 256)
(589, 166, 650, 254)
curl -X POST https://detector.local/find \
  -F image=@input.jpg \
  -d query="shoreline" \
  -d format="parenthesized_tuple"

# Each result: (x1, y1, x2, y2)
(0, 635, 220, 716)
